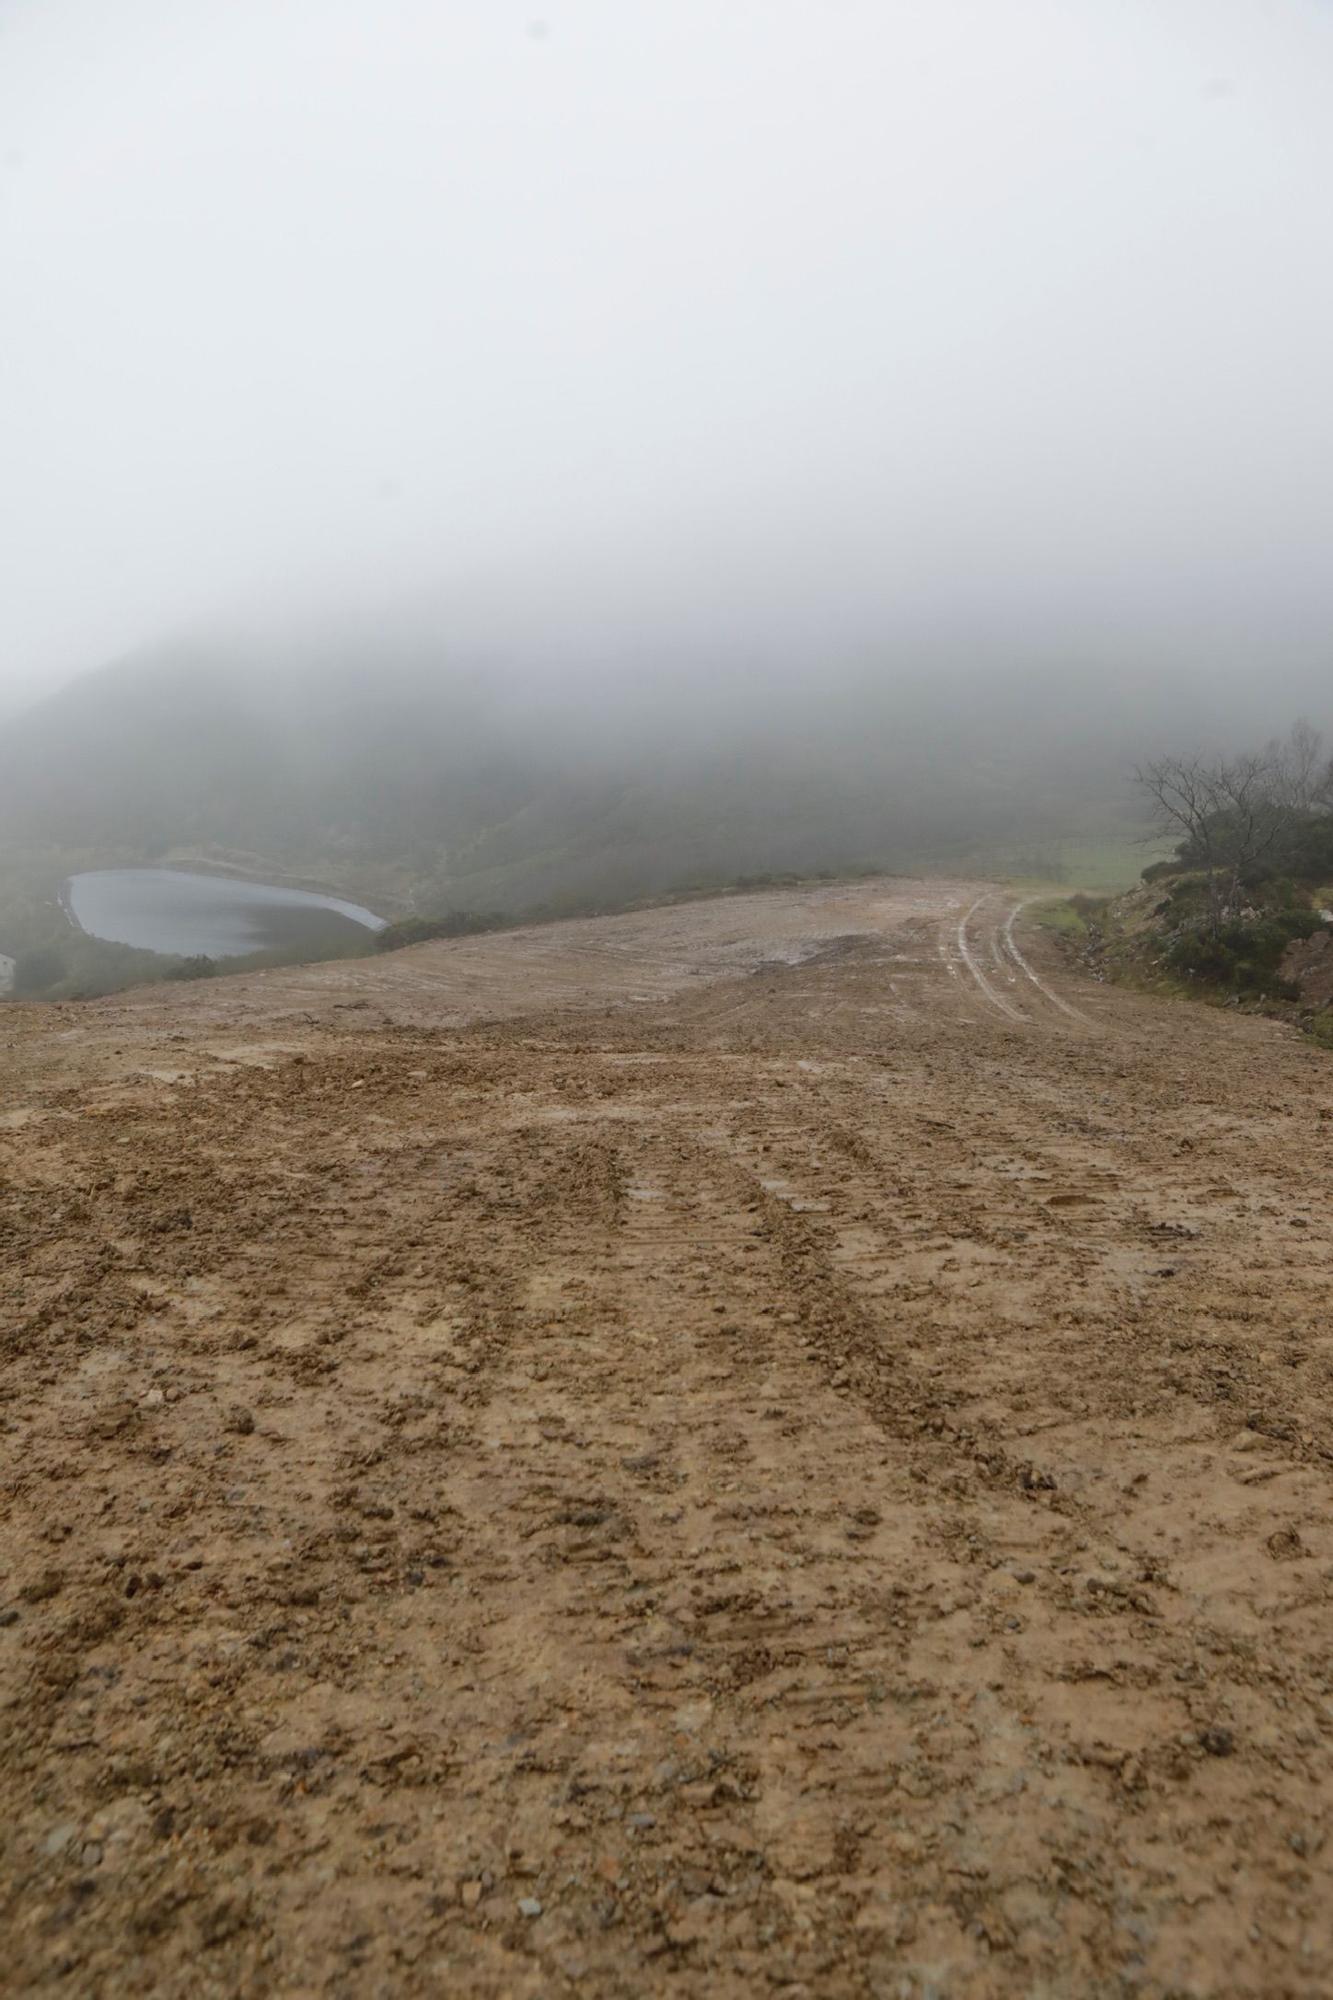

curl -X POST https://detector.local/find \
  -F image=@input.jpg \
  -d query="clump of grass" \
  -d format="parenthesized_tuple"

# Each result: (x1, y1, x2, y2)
(1309, 1010, 1333, 1051)
(1033, 892, 1108, 941)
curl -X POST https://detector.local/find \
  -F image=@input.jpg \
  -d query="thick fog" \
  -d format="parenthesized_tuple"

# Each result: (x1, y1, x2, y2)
(3, 0, 1333, 713)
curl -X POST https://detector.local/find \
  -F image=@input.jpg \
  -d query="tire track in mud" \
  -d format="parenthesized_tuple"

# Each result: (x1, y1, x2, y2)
(1001, 899, 1095, 1027)
(561, 1114, 1248, 1991)
(684, 1093, 1333, 1988)
(942, 893, 1097, 1033)
(393, 1114, 900, 1989)
(953, 897, 1027, 1024)
(374, 1104, 1095, 1991)
(532, 1115, 1044, 1988)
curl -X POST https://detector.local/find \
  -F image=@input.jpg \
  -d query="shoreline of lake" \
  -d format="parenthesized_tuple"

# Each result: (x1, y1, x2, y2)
(64, 868, 387, 960)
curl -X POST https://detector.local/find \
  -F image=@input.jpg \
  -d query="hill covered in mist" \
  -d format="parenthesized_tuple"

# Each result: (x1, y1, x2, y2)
(0, 631, 1183, 930)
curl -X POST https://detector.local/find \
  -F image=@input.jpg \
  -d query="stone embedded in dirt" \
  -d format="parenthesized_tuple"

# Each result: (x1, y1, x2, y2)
(1200, 1726, 1236, 1757)
(224, 1405, 256, 1435)
(1019, 1463, 1057, 1492)
(671, 1695, 714, 1737)
(141, 1388, 165, 1410)
(460, 1880, 483, 1908)
(19, 1569, 64, 1604)
(517, 1897, 543, 1919)
(664, 1900, 720, 1949)
(1266, 1527, 1305, 1561)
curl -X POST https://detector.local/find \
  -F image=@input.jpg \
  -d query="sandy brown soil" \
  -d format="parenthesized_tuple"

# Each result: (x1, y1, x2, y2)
(2, 878, 1332, 1997)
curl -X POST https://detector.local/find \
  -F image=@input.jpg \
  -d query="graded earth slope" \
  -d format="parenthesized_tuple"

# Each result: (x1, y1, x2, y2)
(2, 879, 1331, 1997)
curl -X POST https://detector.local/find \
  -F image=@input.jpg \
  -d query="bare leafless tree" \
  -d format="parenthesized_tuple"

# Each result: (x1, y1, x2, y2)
(1213, 750, 1285, 914)
(1267, 718, 1326, 813)
(1135, 753, 1226, 931)
(1134, 747, 1285, 936)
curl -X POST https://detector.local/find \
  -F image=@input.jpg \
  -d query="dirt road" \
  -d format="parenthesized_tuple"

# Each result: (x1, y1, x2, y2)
(3, 878, 1331, 1996)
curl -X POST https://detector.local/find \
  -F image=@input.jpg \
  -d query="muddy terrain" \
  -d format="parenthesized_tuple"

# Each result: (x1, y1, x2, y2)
(2, 878, 1331, 1997)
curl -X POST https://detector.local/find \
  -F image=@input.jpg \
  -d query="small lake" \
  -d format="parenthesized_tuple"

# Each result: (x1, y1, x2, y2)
(65, 869, 386, 960)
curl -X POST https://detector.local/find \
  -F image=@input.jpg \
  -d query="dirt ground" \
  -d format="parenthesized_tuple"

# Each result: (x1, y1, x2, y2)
(2, 877, 1331, 1998)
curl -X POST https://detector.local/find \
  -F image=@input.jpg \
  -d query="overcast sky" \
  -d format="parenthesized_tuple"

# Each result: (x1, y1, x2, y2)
(2, 0, 1332, 708)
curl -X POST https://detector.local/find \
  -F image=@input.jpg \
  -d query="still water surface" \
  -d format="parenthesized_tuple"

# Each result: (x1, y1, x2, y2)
(66, 869, 385, 959)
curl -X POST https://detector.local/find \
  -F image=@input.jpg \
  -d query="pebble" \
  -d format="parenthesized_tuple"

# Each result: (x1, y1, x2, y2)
(141, 1388, 165, 1410)
(517, 1897, 543, 1919)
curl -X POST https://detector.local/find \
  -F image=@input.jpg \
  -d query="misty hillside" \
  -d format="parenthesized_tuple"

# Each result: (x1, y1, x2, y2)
(0, 638, 1186, 925)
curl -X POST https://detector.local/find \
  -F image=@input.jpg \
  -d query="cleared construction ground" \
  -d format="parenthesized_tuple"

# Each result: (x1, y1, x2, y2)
(3, 878, 1331, 1997)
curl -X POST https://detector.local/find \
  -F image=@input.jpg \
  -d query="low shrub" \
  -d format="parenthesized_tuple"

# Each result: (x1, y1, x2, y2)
(1165, 909, 1322, 995)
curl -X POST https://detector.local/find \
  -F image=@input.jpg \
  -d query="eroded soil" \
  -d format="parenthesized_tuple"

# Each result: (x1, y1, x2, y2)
(2, 879, 1331, 1997)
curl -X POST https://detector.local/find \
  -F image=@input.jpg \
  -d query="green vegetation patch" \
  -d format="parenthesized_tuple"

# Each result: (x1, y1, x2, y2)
(1164, 908, 1322, 998)
(1031, 892, 1109, 940)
